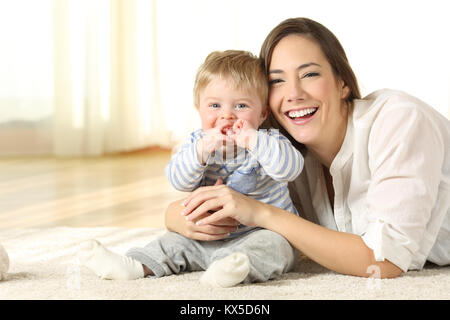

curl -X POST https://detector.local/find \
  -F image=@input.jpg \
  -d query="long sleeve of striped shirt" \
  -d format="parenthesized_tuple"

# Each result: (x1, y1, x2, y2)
(249, 128, 304, 182)
(164, 130, 207, 192)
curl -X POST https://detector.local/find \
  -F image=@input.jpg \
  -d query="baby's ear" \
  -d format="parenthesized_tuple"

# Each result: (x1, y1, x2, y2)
(261, 106, 270, 121)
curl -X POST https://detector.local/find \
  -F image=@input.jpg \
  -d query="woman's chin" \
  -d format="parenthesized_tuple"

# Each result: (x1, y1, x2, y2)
(282, 124, 314, 146)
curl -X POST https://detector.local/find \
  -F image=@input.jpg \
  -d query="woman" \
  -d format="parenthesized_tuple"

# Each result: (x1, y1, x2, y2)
(165, 18, 450, 279)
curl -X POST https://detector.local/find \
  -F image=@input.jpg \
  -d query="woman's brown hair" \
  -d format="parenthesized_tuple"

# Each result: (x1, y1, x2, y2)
(259, 17, 361, 150)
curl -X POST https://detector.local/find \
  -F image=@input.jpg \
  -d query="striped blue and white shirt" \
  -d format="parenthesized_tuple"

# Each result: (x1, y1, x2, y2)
(165, 128, 304, 237)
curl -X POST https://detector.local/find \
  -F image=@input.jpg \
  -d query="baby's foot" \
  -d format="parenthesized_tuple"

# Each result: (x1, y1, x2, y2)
(200, 252, 250, 287)
(78, 240, 144, 280)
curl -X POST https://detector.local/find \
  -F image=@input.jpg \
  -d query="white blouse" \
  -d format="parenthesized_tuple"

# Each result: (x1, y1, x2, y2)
(288, 89, 450, 272)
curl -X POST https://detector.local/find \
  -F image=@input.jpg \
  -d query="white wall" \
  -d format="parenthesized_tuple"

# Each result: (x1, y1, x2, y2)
(156, 0, 450, 139)
(1, 0, 448, 142)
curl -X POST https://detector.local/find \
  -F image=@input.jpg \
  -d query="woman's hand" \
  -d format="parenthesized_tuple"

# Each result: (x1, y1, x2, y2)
(181, 184, 270, 228)
(165, 179, 240, 241)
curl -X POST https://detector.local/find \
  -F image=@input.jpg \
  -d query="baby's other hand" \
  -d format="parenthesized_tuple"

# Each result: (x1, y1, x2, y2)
(197, 125, 235, 164)
(232, 120, 257, 150)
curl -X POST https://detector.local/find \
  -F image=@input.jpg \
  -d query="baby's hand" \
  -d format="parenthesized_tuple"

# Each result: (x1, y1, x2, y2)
(196, 123, 234, 164)
(232, 120, 258, 150)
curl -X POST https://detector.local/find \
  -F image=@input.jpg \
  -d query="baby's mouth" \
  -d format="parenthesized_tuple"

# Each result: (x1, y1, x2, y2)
(221, 125, 235, 136)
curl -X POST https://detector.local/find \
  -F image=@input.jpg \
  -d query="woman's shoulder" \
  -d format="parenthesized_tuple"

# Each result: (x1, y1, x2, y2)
(352, 89, 449, 157)
(363, 88, 416, 101)
(352, 89, 447, 125)
(355, 89, 425, 112)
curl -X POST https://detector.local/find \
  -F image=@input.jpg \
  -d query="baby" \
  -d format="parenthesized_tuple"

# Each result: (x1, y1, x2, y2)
(79, 50, 304, 287)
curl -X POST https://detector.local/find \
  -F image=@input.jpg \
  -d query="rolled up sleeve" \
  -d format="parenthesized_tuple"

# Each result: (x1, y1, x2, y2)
(362, 101, 444, 271)
(362, 219, 419, 272)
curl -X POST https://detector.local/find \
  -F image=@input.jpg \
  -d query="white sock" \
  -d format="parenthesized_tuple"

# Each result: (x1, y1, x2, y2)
(78, 239, 144, 280)
(200, 252, 250, 288)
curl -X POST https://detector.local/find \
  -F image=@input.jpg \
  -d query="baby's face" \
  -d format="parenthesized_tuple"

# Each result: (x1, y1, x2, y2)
(196, 77, 268, 134)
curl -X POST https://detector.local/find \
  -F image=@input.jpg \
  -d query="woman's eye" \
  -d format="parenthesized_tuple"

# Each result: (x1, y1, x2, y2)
(235, 103, 248, 110)
(269, 78, 283, 86)
(302, 72, 319, 79)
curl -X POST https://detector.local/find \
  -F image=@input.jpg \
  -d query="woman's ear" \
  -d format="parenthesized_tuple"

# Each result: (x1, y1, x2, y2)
(339, 80, 350, 100)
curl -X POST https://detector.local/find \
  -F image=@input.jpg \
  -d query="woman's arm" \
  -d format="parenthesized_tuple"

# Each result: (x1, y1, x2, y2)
(267, 207, 403, 278)
(182, 185, 402, 279)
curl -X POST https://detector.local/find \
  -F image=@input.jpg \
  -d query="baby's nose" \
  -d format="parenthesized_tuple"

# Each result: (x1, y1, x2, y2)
(220, 111, 236, 120)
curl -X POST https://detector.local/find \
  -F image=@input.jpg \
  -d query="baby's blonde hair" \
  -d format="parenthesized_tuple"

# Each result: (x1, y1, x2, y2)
(193, 50, 268, 108)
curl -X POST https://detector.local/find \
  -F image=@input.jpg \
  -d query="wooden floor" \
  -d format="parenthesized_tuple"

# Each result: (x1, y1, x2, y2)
(0, 149, 186, 228)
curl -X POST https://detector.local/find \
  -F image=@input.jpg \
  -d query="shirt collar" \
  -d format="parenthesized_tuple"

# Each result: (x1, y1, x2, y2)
(329, 107, 354, 175)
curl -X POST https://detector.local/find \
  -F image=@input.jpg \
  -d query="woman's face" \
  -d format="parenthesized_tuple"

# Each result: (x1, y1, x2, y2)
(268, 34, 349, 149)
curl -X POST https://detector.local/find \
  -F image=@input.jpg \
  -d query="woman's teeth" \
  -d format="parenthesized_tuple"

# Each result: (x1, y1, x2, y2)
(288, 108, 318, 119)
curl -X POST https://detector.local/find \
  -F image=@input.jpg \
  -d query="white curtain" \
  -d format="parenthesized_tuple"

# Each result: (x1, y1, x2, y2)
(52, 0, 172, 155)
(0, 0, 54, 155)
(0, 0, 449, 156)
(0, 0, 174, 156)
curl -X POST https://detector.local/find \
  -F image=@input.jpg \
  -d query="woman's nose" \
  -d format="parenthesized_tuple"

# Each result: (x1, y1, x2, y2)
(286, 79, 305, 102)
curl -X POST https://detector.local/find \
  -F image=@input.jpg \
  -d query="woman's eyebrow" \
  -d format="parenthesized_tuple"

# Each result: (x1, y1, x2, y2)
(269, 62, 321, 74)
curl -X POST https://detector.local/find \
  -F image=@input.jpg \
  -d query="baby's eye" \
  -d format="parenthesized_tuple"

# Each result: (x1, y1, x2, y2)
(235, 103, 248, 110)
(209, 103, 221, 108)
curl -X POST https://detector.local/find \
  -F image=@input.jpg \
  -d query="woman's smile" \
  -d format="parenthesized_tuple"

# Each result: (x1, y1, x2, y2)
(284, 106, 319, 125)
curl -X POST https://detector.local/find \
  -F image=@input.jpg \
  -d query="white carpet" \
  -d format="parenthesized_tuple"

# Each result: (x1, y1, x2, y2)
(0, 227, 449, 300)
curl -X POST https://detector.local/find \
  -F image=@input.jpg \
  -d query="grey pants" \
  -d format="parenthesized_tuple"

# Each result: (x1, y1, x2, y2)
(126, 229, 297, 283)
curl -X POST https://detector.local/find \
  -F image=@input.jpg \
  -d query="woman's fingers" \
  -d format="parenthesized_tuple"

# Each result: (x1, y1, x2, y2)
(166, 197, 238, 241)
(184, 220, 236, 241)
(194, 188, 263, 228)
(181, 185, 212, 207)
(182, 184, 226, 214)
(210, 217, 240, 227)
(196, 208, 229, 226)
(184, 207, 238, 233)
(184, 196, 228, 222)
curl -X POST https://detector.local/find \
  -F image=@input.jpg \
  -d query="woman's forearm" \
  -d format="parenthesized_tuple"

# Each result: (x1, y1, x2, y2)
(165, 199, 185, 233)
(260, 206, 403, 278)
